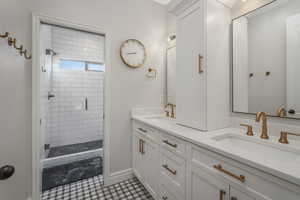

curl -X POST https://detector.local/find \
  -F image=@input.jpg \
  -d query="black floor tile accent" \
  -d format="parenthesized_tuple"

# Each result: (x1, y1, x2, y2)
(42, 175, 154, 200)
(48, 140, 103, 158)
(42, 157, 102, 191)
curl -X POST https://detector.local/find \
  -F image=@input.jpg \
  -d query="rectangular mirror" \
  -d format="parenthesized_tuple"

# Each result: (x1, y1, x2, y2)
(232, 0, 300, 119)
(166, 35, 176, 105)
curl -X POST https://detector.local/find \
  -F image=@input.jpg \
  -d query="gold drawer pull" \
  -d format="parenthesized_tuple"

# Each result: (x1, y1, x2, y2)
(141, 139, 145, 154)
(138, 128, 147, 133)
(162, 140, 178, 148)
(139, 139, 145, 154)
(139, 139, 142, 153)
(220, 190, 226, 200)
(162, 164, 177, 175)
(214, 164, 245, 183)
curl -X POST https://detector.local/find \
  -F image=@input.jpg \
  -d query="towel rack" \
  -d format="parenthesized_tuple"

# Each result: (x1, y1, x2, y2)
(0, 32, 31, 59)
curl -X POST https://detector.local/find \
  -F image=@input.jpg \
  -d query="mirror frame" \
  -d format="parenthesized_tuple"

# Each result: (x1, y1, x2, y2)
(230, 0, 299, 120)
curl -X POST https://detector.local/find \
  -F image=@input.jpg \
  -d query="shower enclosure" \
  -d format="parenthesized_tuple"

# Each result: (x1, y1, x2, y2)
(39, 24, 105, 191)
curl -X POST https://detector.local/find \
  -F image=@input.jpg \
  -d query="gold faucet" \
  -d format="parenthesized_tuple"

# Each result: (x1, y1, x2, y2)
(277, 108, 286, 118)
(279, 131, 300, 144)
(255, 112, 269, 139)
(165, 103, 176, 118)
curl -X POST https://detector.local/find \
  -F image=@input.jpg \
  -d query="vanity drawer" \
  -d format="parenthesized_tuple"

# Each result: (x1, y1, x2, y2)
(191, 145, 300, 200)
(191, 145, 246, 183)
(159, 182, 183, 200)
(133, 121, 160, 143)
(160, 148, 186, 197)
(160, 132, 187, 157)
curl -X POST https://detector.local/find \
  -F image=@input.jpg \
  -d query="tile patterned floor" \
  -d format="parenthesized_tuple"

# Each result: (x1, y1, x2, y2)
(42, 157, 102, 191)
(42, 175, 154, 200)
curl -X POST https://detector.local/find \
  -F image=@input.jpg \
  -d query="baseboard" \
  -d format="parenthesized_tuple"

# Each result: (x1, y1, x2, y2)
(104, 168, 133, 186)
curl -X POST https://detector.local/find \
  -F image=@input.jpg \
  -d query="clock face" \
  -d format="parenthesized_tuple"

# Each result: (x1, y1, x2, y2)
(120, 39, 146, 68)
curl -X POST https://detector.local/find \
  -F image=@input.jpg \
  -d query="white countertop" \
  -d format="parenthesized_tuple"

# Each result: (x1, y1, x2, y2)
(132, 114, 300, 187)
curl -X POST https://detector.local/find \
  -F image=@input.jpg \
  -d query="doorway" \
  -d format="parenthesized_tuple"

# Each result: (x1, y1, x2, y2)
(32, 14, 111, 200)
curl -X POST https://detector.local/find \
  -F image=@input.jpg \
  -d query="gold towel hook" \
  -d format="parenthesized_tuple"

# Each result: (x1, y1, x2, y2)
(24, 52, 32, 60)
(0, 32, 9, 38)
(2, 32, 32, 60)
(20, 49, 26, 56)
(15, 44, 23, 51)
(21, 49, 31, 60)
(13, 39, 23, 51)
(8, 37, 16, 46)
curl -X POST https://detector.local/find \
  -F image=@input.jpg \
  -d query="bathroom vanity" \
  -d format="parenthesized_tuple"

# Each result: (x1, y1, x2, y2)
(132, 0, 300, 199)
(131, 114, 300, 200)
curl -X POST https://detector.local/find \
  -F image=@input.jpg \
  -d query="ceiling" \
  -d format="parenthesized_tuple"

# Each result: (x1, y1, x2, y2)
(218, 0, 239, 8)
(153, 0, 240, 7)
(152, 0, 172, 5)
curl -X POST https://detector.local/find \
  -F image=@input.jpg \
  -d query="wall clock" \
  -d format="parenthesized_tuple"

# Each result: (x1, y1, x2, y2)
(120, 39, 146, 68)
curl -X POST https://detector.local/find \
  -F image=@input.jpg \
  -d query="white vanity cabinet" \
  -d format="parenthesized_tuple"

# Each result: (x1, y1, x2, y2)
(189, 144, 300, 200)
(133, 133, 146, 181)
(132, 119, 300, 200)
(171, 0, 230, 131)
(191, 164, 229, 200)
(191, 167, 258, 200)
(133, 123, 160, 198)
(190, 151, 260, 200)
(230, 187, 256, 200)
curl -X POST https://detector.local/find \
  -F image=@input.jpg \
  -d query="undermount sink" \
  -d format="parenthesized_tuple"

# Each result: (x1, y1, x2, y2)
(145, 116, 176, 123)
(211, 133, 300, 164)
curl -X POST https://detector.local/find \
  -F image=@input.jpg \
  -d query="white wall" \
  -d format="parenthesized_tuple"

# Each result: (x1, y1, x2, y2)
(0, 0, 167, 199)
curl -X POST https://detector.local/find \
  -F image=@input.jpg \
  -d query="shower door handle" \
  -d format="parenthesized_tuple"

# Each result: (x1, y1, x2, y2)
(48, 92, 55, 100)
(85, 98, 88, 111)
